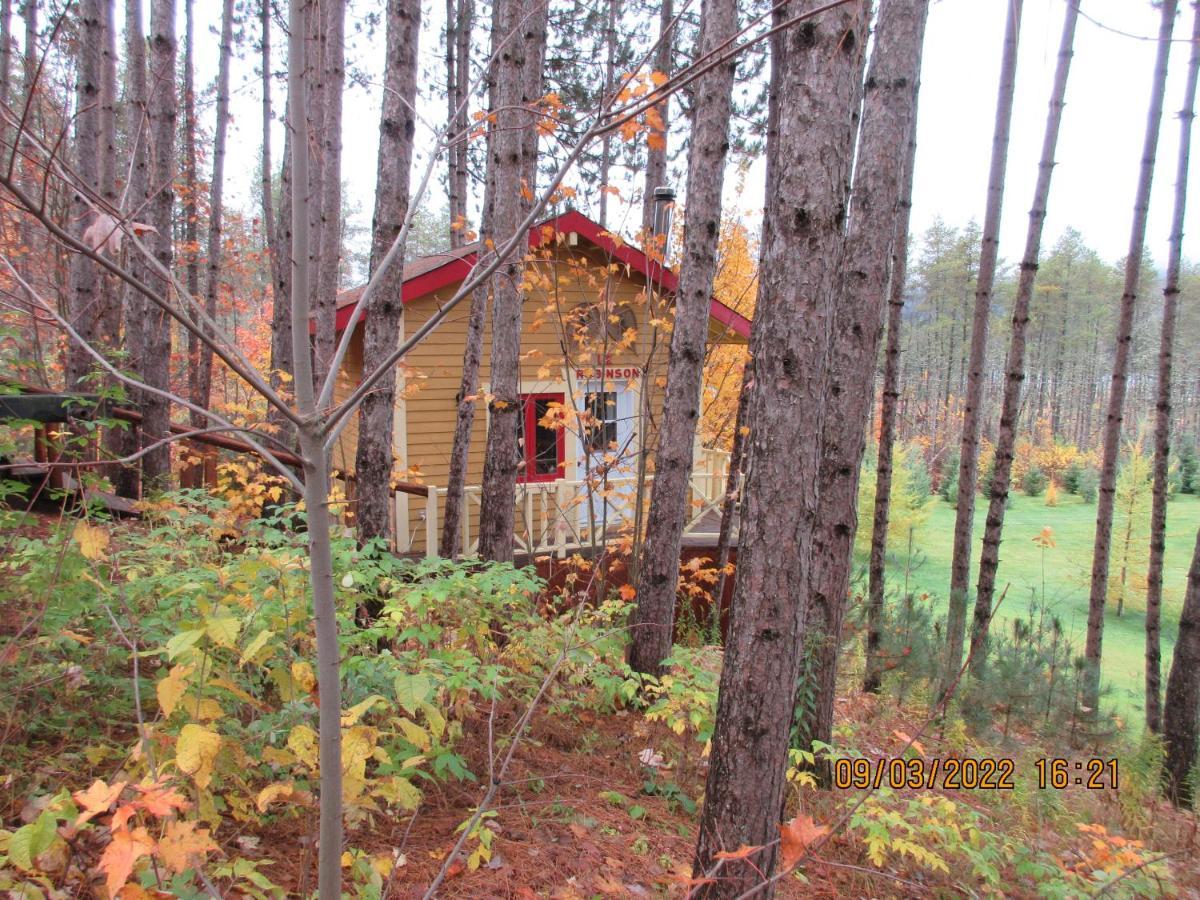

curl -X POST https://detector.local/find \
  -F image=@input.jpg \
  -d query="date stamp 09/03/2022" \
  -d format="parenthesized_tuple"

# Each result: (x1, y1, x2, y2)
(832, 757, 1119, 791)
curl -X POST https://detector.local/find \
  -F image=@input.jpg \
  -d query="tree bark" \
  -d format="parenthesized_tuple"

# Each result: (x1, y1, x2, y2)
(691, 3, 869, 893)
(799, 0, 930, 768)
(192, 0, 234, 429)
(1163, 527, 1200, 806)
(0, 0, 11, 107)
(354, 0, 422, 545)
(864, 85, 920, 695)
(445, 0, 472, 247)
(140, 0, 177, 491)
(942, 0, 1021, 697)
(1085, 0, 1177, 711)
(627, 0, 738, 678)
(641, 0, 673, 238)
(65, 0, 103, 392)
(182, 0, 200, 438)
(970, 0, 1079, 676)
(476, 0, 547, 562)
(113, 0, 148, 499)
(312, 0, 344, 391)
(1146, 1, 1199, 735)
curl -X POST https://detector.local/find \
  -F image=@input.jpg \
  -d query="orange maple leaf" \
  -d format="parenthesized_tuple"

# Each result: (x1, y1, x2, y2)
(99, 826, 156, 896)
(618, 583, 637, 601)
(157, 820, 219, 874)
(713, 843, 762, 861)
(132, 780, 190, 818)
(73, 778, 128, 826)
(779, 814, 828, 871)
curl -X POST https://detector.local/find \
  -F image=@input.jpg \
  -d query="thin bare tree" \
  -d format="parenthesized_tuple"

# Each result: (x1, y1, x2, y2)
(1085, 0, 1177, 711)
(691, 1, 870, 893)
(862, 135, 917, 694)
(354, 0, 422, 545)
(312, 0, 344, 389)
(627, 0, 738, 678)
(942, 0, 1022, 698)
(445, 0, 472, 245)
(1146, 0, 1200, 735)
(800, 0, 930, 772)
(970, 0, 1080, 675)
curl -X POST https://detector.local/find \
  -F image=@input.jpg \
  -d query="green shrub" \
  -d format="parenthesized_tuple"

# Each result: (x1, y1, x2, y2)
(1177, 437, 1199, 495)
(938, 453, 960, 502)
(1077, 468, 1099, 503)
(1021, 466, 1048, 497)
(1062, 460, 1083, 494)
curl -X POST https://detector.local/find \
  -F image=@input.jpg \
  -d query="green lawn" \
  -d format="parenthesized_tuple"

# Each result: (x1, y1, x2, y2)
(876, 492, 1200, 721)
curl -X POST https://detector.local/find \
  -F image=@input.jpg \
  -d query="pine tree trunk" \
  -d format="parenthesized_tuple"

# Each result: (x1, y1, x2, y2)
(476, 0, 546, 562)
(193, 0, 234, 429)
(441, 8, 501, 559)
(596, 0, 619, 228)
(691, 4, 869, 893)
(182, 0, 200, 440)
(97, 0, 122, 466)
(641, 0, 672, 238)
(312, 0, 344, 391)
(354, 0, 422, 545)
(1163, 527, 1200, 806)
(0, 0, 11, 106)
(971, 0, 1079, 675)
(942, 0, 1022, 696)
(113, 0, 148, 499)
(1085, 0, 1177, 711)
(627, 0, 737, 678)
(65, 0, 103, 392)
(800, 0, 929, 769)
(1147, 1, 1199, 735)
(140, 0, 177, 491)
(445, 0, 472, 246)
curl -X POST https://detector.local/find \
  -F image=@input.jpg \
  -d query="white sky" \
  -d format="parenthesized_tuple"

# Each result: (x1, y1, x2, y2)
(201, 0, 1200, 270)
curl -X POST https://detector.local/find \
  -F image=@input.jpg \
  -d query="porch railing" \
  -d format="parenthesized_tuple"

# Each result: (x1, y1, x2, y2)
(401, 446, 735, 558)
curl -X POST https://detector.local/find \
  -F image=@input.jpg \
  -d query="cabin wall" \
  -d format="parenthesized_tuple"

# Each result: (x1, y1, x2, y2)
(341, 243, 671, 554)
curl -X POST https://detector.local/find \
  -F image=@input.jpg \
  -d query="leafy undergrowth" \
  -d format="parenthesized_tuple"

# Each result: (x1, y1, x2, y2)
(1, 490, 1199, 898)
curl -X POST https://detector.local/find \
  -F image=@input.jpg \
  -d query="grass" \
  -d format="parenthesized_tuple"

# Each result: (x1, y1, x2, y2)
(876, 491, 1200, 722)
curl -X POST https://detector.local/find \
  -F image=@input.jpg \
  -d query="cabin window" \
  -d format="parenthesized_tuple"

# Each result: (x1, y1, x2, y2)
(517, 393, 565, 483)
(582, 391, 619, 456)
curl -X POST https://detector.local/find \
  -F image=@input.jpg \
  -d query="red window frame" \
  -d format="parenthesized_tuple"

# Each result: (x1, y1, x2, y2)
(517, 392, 566, 484)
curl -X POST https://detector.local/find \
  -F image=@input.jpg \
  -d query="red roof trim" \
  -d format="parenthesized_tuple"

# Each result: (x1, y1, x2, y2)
(326, 210, 751, 339)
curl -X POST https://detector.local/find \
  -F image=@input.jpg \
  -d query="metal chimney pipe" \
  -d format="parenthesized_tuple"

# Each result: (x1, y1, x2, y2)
(651, 185, 676, 256)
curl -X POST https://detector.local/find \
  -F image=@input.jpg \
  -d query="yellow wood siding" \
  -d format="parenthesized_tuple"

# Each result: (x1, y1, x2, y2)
(339, 243, 674, 553)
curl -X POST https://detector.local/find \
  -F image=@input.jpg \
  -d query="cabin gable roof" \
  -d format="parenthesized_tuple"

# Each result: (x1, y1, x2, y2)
(330, 209, 751, 340)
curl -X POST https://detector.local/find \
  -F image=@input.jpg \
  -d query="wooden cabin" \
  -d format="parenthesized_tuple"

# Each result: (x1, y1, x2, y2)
(327, 210, 750, 556)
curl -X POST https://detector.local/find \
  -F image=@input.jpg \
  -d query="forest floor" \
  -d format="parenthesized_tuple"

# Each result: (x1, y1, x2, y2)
(221, 685, 1200, 898)
(891, 493, 1200, 720)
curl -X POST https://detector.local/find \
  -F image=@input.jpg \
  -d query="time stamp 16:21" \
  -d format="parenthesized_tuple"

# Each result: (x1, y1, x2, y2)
(832, 757, 1118, 791)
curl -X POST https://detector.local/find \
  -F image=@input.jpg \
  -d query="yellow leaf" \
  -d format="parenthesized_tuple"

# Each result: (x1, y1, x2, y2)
(374, 775, 422, 811)
(156, 820, 218, 874)
(256, 781, 302, 813)
(292, 660, 316, 693)
(239, 629, 276, 666)
(204, 614, 241, 648)
(287, 724, 319, 769)
(398, 718, 431, 751)
(194, 698, 224, 721)
(73, 521, 110, 560)
(155, 665, 194, 718)
(341, 694, 386, 728)
(176, 724, 222, 790)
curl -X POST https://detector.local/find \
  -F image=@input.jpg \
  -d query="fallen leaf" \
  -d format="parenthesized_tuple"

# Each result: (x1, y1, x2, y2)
(73, 521, 109, 560)
(99, 826, 155, 896)
(779, 814, 828, 871)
